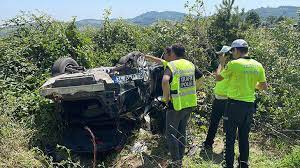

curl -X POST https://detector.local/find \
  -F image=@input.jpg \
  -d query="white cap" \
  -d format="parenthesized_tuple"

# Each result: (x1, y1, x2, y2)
(216, 45, 232, 54)
(231, 39, 249, 48)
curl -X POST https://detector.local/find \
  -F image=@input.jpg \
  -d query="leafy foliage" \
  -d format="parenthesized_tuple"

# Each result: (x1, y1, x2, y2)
(245, 22, 300, 131)
(277, 146, 300, 167)
(245, 11, 261, 28)
(207, 0, 246, 48)
(0, 2, 299, 167)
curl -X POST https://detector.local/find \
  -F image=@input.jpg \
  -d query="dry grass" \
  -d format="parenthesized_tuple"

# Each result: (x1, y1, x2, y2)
(0, 115, 47, 168)
(0, 114, 296, 168)
(102, 122, 291, 168)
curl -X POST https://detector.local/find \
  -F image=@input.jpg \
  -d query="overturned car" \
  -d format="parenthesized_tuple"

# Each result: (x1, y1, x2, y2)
(40, 52, 165, 153)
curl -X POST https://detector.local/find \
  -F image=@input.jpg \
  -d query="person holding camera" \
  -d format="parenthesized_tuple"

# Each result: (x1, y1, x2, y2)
(215, 39, 267, 168)
(201, 46, 231, 150)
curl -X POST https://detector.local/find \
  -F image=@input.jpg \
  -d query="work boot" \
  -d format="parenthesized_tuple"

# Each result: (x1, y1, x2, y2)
(236, 163, 249, 168)
(237, 156, 249, 168)
(236, 162, 249, 168)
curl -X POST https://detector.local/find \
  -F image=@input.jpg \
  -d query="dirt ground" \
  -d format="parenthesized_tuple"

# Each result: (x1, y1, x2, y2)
(107, 128, 224, 168)
(100, 127, 281, 168)
(74, 119, 285, 168)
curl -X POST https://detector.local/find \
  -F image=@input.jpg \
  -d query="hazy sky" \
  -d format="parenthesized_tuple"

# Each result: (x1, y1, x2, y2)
(1, 0, 300, 23)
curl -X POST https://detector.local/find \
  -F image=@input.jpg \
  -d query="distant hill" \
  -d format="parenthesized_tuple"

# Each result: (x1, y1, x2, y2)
(2, 6, 299, 31)
(250, 6, 299, 19)
(129, 11, 186, 26)
(76, 6, 300, 28)
(75, 19, 103, 27)
(0, 26, 15, 37)
(75, 11, 187, 27)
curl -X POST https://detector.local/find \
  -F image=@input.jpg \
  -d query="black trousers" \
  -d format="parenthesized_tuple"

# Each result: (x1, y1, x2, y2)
(166, 107, 193, 162)
(223, 99, 255, 168)
(204, 98, 227, 147)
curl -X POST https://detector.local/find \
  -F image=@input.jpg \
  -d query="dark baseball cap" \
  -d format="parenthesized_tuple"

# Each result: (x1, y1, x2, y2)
(231, 39, 249, 48)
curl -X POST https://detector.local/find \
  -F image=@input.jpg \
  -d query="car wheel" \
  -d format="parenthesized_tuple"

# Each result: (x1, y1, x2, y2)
(51, 57, 79, 76)
(118, 51, 143, 66)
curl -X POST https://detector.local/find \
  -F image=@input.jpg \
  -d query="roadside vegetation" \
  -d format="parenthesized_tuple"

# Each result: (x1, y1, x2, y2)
(0, 0, 299, 167)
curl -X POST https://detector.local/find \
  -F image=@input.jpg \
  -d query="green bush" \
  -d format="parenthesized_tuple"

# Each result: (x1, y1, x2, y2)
(0, 13, 92, 167)
(0, 115, 47, 168)
(245, 22, 300, 131)
(277, 146, 300, 168)
(0, 6, 299, 166)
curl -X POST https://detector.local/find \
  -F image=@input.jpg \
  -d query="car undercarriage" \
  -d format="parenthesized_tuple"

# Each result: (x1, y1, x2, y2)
(40, 52, 165, 154)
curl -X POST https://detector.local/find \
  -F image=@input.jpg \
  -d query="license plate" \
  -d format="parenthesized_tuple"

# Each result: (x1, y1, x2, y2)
(112, 73, 144, 83)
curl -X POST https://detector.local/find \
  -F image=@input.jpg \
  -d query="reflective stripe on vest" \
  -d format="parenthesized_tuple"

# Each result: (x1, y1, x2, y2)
(167, 59, 197, 111)
(168, 61, 195, 75)
(171, 89, 197, 98)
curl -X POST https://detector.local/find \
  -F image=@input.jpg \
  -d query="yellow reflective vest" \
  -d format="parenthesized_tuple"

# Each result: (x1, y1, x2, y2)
(162, 60, 168, 70)
(167, 59, 197, 111)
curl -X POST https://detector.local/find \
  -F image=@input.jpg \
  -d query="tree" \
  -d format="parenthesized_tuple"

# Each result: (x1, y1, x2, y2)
(265, 16, 277, 27)
(276, 16, 287, 23)
(208, 0, 245, 48)
(245, 11, 261, 28)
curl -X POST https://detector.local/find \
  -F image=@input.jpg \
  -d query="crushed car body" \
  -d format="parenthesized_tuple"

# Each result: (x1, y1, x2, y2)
(40, 52, 165, 153)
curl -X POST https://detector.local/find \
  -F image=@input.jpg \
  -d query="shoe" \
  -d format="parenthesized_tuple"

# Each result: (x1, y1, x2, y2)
(236, 162, 249, 168)
(237, 156, 249, 168)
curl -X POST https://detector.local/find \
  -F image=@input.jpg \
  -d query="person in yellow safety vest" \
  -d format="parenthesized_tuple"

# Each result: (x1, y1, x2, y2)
(145, 45, 203, 167)
(159, 44, 201, 168)
(201, 46, 232, 150)
(216, 39, 268, 168)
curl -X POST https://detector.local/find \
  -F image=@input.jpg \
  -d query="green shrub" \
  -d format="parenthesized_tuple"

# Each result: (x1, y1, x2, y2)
(277, 146, 300, 168)
(0, 114, 49, 168)
(0, 7, 299, 167)
(245, 22, 300, 131)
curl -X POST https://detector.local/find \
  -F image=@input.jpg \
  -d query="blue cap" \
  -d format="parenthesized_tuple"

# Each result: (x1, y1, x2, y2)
(231, 39, 249, 48)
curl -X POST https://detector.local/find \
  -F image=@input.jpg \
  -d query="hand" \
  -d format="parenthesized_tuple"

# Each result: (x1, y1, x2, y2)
(219, 54, 227, 66)
(215, 54, 226, 75)
(161, 97, 170, 105)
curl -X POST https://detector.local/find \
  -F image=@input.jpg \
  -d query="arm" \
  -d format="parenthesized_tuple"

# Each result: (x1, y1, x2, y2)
(215, 64, 224, 81)
(145, 55, 164, 64)
(215, 54, 227, 81)
(256, 66, 267, 91)
(256, 82, 268, 91)
(162, 69, 172, 103)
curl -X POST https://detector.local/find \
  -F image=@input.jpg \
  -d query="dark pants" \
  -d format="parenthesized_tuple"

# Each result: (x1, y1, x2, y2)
(204, 98, 227, 147)
(166, 107, 193, 162)
(223, 99, 255, 168)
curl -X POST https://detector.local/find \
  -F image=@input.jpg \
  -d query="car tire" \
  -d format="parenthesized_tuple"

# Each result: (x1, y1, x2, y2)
(51, 57, 79, 76)
(118, 51, 143, 65)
